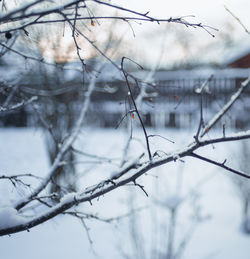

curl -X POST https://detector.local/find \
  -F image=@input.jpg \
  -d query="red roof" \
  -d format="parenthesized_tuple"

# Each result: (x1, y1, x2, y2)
(228, 52, 250, 68)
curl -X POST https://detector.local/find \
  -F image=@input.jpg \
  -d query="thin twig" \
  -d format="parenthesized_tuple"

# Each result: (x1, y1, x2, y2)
(190, 152, 250, 179)
(0, 96, 38, 113)
(200, 76, 250, 137)
(225, 5, 250, 35)
(121, 57, 152, 161)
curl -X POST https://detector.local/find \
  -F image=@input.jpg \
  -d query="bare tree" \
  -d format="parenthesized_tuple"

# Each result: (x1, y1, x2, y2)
(232, 140, 250, 234)
(1, 0, 250, 240)
(122, 162, 211, 259)
(219, 6, 250, 235)
(17, 16, 125, 198)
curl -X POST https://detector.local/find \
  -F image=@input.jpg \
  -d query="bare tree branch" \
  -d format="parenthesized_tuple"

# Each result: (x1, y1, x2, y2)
(121, 57, 152, 161)
(225, 5, 250, 35)
(200, 75, 250, 137)
(0, 96, 38, 113)
(1, 0, 250, 241)
(14, 60, 102, 210)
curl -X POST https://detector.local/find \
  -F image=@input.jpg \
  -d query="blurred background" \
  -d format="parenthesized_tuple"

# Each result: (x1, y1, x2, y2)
(1, 0, 250, 259)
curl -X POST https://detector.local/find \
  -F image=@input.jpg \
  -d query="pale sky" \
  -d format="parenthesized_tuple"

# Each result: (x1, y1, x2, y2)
(115, 0, 250, 28)
(8, 0, 250, 68)
(108, 0, 250, 68)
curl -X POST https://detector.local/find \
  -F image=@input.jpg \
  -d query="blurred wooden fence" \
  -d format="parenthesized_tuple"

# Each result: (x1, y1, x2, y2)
(91, 76, 250, 129)
(1, 72, 250, 129)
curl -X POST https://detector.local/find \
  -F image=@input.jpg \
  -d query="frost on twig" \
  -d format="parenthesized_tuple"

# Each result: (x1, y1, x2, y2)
(225, 5, 250, 35)
(200, 75, 250, 137)
(0, 96, 38, 113)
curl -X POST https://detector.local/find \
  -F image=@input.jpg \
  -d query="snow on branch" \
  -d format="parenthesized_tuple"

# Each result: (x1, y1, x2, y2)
(1, 0, 250, 239)
(3, 72, 250, 236)
(2, 121, 250, 236)
(0, 96, 38, 113)
(225, 6, 250, 35)
(200, 75, 250, 137)
(14, 60, 102, 211)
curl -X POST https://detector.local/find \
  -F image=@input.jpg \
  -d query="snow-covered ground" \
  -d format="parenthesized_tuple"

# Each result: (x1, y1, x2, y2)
(0, 127, 250, 259)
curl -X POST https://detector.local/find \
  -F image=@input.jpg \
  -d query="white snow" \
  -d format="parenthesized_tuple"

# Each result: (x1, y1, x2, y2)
(162, 194, 184, 210)
(0, 128, 250, 259)
(60, 192, 77, 204)
(0, 207, 26, 229)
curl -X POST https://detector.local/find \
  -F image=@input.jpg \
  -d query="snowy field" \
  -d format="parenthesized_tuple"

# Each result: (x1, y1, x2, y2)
(0, 127, 250, 259)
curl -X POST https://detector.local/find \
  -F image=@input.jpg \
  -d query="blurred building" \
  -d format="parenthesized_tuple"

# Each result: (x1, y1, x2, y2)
(226, 46, 250, 68)
(1, 50, 250, 129)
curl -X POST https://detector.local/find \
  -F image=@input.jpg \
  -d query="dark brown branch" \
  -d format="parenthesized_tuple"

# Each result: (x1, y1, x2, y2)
(133, 181, 148, 197)
(121, 57, 152, 161)
(0, 0, 217, 39)
(0, 16, 217, 35)
(190, 152, 250, 179)
(148, 134, 175, 144)
(0, 173, 42, 188)
(115, 109, 136, 129)
(199, 131, 250, 146)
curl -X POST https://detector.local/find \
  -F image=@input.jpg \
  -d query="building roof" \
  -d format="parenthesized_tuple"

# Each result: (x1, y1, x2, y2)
(222, 37, 250, 68)
(133, 67, 250, 81)
(227, 52, 250, 68)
